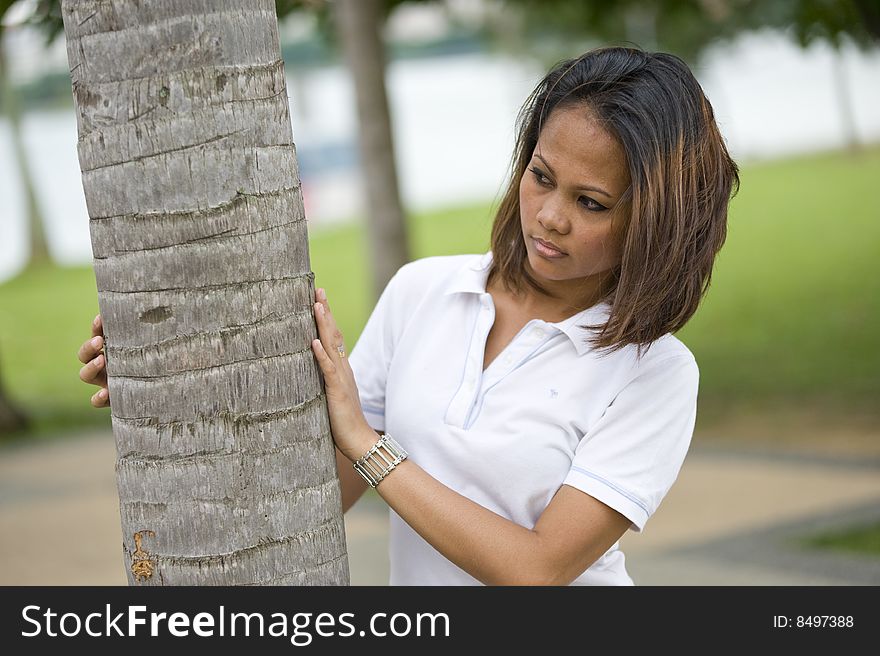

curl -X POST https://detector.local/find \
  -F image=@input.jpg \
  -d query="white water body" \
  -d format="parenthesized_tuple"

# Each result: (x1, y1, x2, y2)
(1, 32, 879, 283)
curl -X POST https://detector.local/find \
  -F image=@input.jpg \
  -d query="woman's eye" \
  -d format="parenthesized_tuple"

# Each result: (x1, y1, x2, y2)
(528, 167, 551, 186)
(579, 196, 608, 212)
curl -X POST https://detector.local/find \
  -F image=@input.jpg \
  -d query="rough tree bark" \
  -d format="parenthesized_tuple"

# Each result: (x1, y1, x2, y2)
(333, 0, 410, 299)
(61, 0, 348, 585)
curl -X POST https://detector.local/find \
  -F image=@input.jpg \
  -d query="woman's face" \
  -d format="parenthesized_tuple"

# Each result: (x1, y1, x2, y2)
(519, 105, 631, 305)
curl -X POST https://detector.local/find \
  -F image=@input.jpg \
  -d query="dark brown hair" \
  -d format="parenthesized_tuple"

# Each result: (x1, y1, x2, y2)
(490, 46, 739, 351)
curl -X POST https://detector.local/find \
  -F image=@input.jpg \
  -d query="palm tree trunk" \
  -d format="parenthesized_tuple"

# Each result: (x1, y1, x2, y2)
(832, 50, 860, 153)
(61, 0, 348, 585)
(333, 0, 410, 299)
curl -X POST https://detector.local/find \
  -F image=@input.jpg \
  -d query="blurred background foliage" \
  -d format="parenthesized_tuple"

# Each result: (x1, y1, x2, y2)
(0, 0, 878, 448)
(5, 0, 880, 108)
(2, 148, 878, 440)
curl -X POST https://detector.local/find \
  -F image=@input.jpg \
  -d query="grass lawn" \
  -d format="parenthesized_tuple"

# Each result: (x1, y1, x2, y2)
(0, 264, 103, 436)
(1, 146, 878, 441)
(801, 522, 880, 557)
(678, 146, 880, 426)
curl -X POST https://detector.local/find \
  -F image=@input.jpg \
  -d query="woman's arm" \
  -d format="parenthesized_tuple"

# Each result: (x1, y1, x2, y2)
(335, 442, 371, 514)
(313, 288, 632, 585)
(389, 467, 631, 585)
(367, 434, 631, 585)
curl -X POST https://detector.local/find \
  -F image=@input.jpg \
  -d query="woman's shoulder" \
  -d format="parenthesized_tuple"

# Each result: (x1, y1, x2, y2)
(642, 333, 696, 365)
(630, 333, 699, 384)
(599, 332, 697, 386)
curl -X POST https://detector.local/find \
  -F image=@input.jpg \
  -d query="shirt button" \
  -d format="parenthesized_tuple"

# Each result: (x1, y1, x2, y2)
(532, 328, 545, 339)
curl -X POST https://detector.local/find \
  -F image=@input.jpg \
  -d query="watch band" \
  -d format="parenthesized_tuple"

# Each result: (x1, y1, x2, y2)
(352, 433, 408, 488)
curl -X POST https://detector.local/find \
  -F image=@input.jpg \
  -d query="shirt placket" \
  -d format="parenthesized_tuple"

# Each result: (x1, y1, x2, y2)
(443, 293, 495, 428)
(463, 321, 554, 429)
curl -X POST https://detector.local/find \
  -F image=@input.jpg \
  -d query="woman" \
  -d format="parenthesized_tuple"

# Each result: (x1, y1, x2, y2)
(78, 46, 738, 585)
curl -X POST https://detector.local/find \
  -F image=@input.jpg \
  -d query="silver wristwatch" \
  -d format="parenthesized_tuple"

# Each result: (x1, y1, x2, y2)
(352, 433, 408, 488)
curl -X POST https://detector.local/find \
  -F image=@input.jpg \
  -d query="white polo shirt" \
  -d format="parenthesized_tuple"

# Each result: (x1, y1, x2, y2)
(348, 252, 699, 586)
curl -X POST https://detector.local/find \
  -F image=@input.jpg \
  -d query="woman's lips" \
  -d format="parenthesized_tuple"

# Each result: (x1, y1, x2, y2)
(533, 237, 567, 258)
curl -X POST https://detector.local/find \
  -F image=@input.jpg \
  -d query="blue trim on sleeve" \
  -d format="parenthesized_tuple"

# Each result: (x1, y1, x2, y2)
(569, 465, 649, 514)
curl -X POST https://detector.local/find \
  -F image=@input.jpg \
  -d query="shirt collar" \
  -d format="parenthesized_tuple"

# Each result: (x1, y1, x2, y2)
(551, 303, 611, 355)
(442, 251, 495, 296)
(444, 251, 611, 356)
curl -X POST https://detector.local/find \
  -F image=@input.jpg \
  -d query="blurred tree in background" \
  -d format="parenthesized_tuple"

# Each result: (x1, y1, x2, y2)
(0, 352, 27, 432)
(485, 0, 879, 64)
(0, 0, 36, 431)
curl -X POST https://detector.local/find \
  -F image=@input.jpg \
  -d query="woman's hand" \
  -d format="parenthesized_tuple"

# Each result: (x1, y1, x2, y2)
(311, 288, 377, 462)
(77, 314, 110, 408)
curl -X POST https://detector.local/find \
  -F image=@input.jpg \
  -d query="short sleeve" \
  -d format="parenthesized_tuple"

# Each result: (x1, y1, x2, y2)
(562, 354, 699, 533)
(347, 268, 406, 432)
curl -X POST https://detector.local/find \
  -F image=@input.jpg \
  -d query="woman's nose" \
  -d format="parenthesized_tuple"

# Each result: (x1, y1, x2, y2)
(536, 197, 570, 234)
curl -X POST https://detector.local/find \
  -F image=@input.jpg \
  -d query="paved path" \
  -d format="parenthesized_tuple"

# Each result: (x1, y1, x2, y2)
(1, 430, 878, 585)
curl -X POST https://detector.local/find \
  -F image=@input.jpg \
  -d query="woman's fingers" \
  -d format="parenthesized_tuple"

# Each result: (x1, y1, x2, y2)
(77, 334, 104, 365)
(311, 337, 337, 378)
(314, 301, 341, 362)
(79, 354, 107, 386)
(90, 387, 109, 408)
(314, 288, 347, 363)
(317, 287, 329, 311)
(79, 314, 110, 407)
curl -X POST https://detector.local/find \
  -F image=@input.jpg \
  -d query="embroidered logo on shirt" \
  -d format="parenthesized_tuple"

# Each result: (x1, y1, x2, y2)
(549, 389, 559, 398)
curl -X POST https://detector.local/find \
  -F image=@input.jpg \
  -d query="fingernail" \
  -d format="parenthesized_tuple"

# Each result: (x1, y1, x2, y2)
(318, 288, 326, 301)
(99, 389, 108, 399)
(96, 354, 104, 366)
(91, 336, 102, 348)
(94, 314, 100, 326)
(316, 303, 324, 316)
